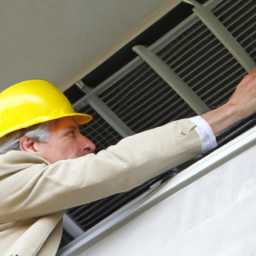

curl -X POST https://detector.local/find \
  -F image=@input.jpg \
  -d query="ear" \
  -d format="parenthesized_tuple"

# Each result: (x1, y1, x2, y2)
(19, 136, 39, 154)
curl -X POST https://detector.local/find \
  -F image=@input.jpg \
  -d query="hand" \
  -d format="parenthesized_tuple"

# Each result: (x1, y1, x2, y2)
(225, 67, 256, 119)
(201, 67, 256, 135)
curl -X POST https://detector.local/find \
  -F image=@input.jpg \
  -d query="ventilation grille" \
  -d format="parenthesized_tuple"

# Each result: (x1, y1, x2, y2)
(216, 0, 256, 62)
(64, 0, 256, 242)
(156, 0, 254, 109)
(66, 170, 176, 232)
(98, 63, 196, 133)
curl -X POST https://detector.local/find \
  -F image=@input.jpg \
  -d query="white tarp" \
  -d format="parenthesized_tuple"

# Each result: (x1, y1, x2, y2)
(80, 143, 256, 256)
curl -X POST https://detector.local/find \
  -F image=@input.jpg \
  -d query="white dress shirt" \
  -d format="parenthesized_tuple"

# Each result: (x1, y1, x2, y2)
(189, 116, 217, 153)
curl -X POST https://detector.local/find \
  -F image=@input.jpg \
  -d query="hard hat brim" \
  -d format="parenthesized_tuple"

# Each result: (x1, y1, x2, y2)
(68, 113, 92, 125)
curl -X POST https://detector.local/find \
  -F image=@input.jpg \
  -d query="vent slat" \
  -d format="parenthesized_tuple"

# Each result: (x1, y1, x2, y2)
(75, 194, 124, 222)
(171, 38, 221, 74)
(127, 92, 182, 127)
(158, 22, 208, 63)
(116, 81, 170, 120)
(69, 196, 114, 218)
(129, 99, 192, 131)
(99, 65, 194, 133)
(216, 0, 252, 23)
(188, 55, 240, 92)
(236, 25, 256, 43)
(180, 46, 228, 84)
(216, 0, 256, 61)
(166, 33, 217, 71)
(100, 64, 151, 104)
(145, 107, 195, 131)
(212, 0, 235, 16)
(216, 0, 256, 27)
(200, 65, 245, 100)
(196, 63, 243, 97)
(104, 71, 157, 111)
(207, 76, 244, 107)
(225, 7, 256, 33)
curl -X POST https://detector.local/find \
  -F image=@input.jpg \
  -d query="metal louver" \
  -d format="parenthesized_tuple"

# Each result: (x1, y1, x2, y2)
(218, 0, 256, 61)
(170, 0, 256, 108)
(61, 0, 256, 251)
(66, 170, 175, 232)
(157, 18, 246, 108)
(98, 62, 196, 133)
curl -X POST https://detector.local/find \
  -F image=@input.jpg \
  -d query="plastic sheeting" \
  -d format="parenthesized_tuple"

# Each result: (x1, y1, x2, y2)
(80, 144, 256, 256)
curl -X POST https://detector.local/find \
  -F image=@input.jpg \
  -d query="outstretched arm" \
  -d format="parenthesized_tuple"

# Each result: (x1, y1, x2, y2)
(2, 68, 256, 222)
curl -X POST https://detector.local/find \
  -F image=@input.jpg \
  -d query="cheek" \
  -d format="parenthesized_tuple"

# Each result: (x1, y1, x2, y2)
(39, 141, 67, 160)
(59, 140, 81, 158)
(67, 144, 82, 157)
(38, 139, 83, 162)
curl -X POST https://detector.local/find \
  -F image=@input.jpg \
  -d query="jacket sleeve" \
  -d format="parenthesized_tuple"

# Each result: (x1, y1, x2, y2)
(0, 119, 202, 223)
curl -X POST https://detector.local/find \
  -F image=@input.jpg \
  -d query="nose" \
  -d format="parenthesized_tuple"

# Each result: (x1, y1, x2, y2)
(81, 135, 96, 154)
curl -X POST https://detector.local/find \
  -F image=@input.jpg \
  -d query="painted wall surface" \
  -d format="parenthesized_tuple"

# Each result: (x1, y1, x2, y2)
(0, 0, 170, 92)
(79, 144, 256, 256)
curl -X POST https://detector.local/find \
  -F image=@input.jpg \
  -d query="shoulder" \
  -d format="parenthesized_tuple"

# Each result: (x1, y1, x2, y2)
(0, 151, 49, 180)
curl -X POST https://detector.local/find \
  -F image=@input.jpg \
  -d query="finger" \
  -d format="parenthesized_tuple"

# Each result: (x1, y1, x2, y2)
(239, 70, 256, 87)
(242, 67, 256, 80)
(252, 67, 256, 76)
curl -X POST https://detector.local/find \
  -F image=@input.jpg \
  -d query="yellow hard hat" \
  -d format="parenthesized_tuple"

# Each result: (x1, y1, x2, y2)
(0, 80, 92, 138)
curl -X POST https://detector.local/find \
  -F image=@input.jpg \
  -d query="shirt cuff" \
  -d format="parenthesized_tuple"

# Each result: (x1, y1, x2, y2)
(188, 116, 217, 153)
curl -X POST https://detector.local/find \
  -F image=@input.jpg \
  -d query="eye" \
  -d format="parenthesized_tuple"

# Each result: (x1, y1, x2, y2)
(67, 131, 75, 137)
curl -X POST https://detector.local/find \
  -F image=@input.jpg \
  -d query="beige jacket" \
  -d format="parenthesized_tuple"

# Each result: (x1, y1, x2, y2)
(0, 119, 202, 256)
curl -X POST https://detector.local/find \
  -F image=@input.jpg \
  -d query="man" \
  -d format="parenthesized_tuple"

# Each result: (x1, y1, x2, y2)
(1, 68, 256, 256)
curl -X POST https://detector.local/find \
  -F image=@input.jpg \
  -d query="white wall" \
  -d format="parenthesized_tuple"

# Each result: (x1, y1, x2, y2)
(78, 144, 256, 256)
(0, 0, 170, 92)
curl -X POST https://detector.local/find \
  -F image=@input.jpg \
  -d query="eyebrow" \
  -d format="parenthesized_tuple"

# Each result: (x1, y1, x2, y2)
(64, 125, 79, 131)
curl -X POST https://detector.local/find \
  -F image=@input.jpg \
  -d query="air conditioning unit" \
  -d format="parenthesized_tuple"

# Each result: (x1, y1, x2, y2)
(57, 0, 256, 255)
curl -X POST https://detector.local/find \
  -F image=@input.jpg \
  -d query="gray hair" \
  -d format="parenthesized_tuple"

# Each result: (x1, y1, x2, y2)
(0, 122, 52, 155)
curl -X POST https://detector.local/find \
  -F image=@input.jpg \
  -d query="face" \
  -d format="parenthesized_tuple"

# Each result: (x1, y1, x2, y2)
(32, 117, 96, 164)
